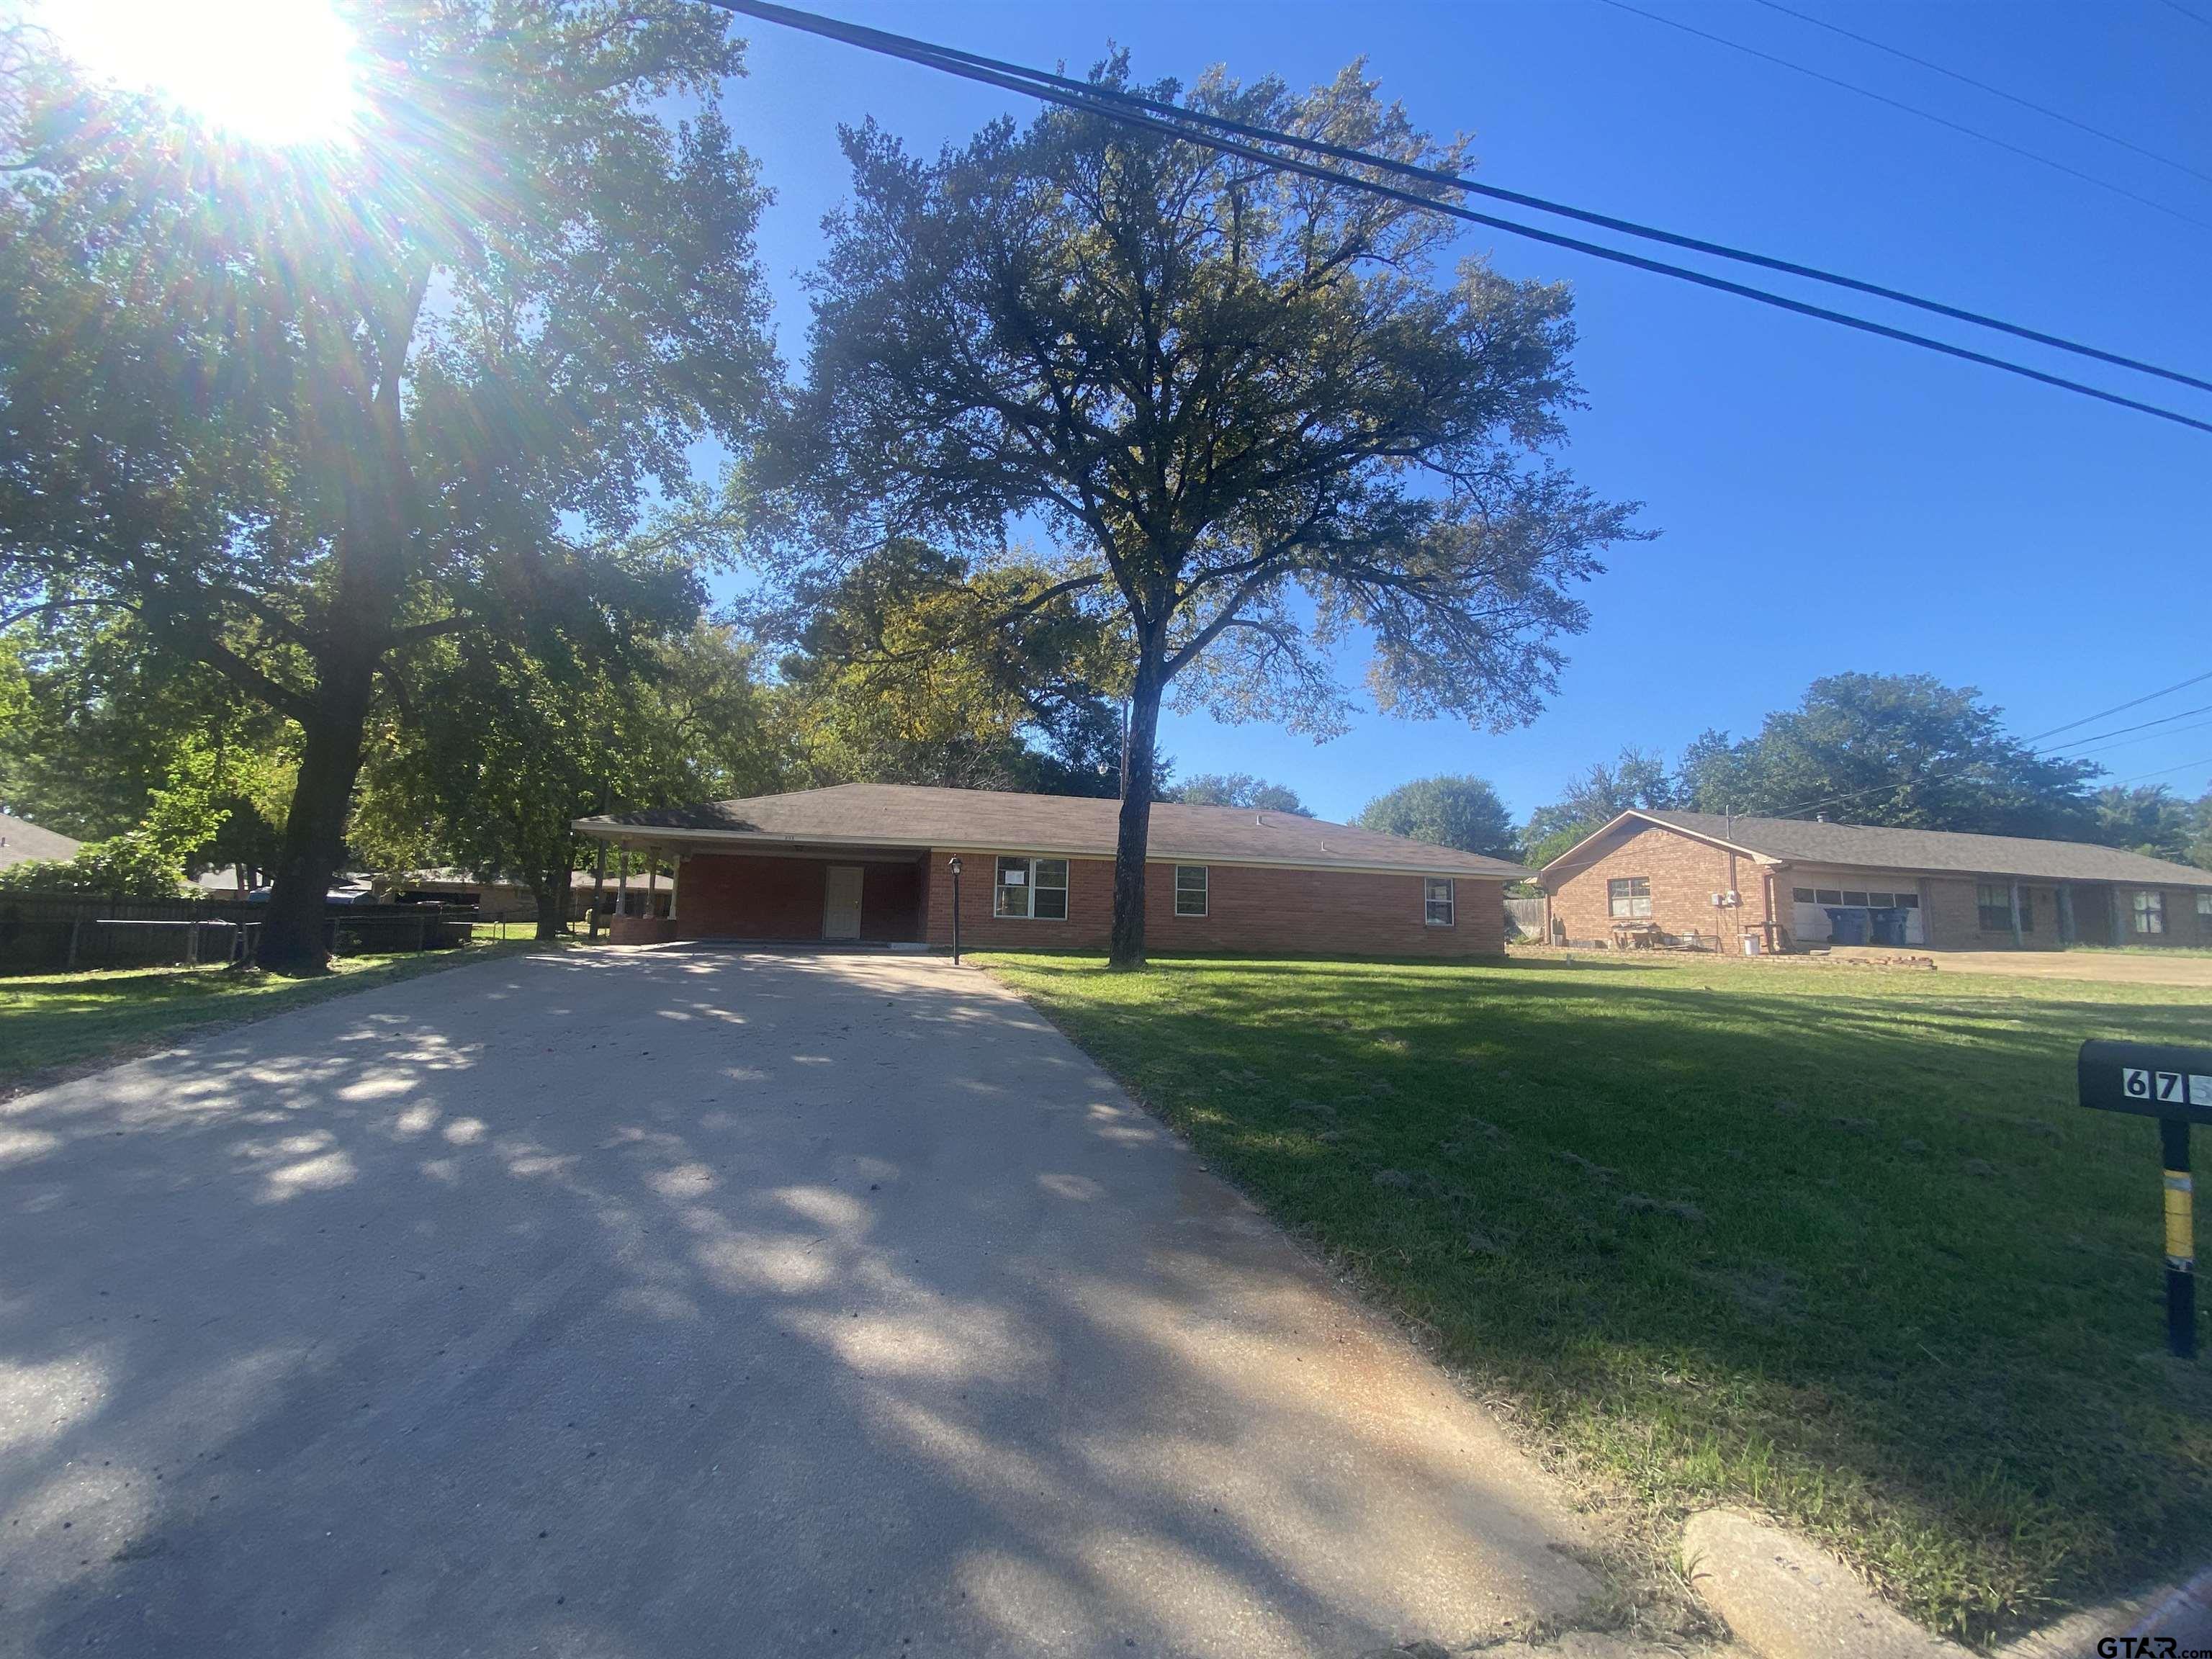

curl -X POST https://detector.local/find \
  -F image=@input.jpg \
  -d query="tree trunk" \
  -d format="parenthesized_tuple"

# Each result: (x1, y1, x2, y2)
(532, 873, 567, 942)
(253, 302, 421, 972)
(256, 655, 377, 973)
(1107, 639, 1168, 971)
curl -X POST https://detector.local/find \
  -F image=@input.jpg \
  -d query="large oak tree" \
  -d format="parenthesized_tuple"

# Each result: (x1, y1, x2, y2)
(0, 2, 773, 968)
(746, 59, 1640, 966)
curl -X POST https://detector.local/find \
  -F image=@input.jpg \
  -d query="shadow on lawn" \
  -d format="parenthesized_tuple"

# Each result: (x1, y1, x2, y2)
(994, 952, 2212, 1644)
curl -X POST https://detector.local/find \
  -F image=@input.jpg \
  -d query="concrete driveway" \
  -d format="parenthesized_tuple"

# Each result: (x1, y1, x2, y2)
(0, 949, 1617, 1658)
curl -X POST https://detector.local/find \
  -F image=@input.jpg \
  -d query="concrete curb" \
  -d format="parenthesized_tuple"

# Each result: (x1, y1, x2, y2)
(1681, 1511, 1966, 1659)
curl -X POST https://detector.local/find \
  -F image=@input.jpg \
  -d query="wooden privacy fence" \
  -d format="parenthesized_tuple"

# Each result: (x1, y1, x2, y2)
(0, 894, 476, 975)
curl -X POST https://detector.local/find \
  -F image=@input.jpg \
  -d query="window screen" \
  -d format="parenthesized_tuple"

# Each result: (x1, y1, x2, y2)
(994, 857, 1069, 920)
(1173, 865, 1208, 917)
(1424, 876, 1455, 926)
(1606, 876, 1652, 919)
(2134, 890, 2166, 935)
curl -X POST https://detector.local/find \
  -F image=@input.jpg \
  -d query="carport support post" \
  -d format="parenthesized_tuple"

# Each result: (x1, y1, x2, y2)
(616, 844, 630, 920)
(2164, 1118, 2196, 1359)
(948, 855, 963, 964)
(2008, 881, 2023, 948)
(590, 837, 606, 942)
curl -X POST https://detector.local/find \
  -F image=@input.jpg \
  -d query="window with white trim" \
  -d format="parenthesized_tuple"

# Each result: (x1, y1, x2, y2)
(1173, 865, 1208, 917)
(2133, 889, 2165, 935)
(994, 856, 1069, 920)
(1424, 876, 1455, 927)
(1607, 876, 1652, 919)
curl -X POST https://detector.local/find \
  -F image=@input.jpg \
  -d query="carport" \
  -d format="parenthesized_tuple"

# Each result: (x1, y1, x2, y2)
(591, 837, 927, 946)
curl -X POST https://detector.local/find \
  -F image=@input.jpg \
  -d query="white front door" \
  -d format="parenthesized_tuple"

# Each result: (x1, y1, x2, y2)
(822, 866, 863, 940)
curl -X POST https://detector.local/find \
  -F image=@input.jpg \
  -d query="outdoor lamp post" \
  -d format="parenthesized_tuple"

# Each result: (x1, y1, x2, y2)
(948, 856, 963, 964)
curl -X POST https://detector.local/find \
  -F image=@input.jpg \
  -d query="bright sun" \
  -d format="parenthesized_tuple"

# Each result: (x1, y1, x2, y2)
(41, 0, 362, 146)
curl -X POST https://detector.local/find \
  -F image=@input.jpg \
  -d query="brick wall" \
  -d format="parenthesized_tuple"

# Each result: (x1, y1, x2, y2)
(1544, 823, 1779, 950)
(923, 847, 1503, 957)
(673, 853, 925, 941)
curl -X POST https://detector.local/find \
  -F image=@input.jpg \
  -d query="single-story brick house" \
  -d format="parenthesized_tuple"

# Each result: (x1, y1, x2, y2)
(572, 783, 1524, 956)
(1539, 809, 2212, 953)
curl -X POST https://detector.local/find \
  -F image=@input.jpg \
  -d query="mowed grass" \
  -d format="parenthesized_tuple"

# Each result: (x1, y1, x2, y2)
(979, 948, 2212, 1646)
(0, 940, 552, 1094)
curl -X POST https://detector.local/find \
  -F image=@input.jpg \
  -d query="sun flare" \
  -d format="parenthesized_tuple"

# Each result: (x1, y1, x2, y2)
(40, 0, 363, 146)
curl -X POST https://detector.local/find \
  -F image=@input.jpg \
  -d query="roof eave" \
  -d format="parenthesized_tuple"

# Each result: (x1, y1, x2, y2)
(571, 816, 1524, 881)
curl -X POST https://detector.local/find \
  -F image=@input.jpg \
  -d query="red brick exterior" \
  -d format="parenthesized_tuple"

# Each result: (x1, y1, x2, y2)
(670, 852, 922, 942)
(638, 845, 1503, 957)
(921, 848, 1501, 957)
(1544, 822, 1779, 951)
(1547, 822, 2212, 952)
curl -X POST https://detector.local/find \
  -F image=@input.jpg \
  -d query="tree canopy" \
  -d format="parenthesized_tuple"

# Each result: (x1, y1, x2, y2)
(1520, 746, 1675, 867)
(0, 2, 774, 968)
(1675, 674, 2100, 838)
(1174, 774, 1312, 816)
(745, 58, 1639, 966)
(354, 625, 781, 938)
(1356, 775, 1519, 860)
(761, 539, 1140, 799)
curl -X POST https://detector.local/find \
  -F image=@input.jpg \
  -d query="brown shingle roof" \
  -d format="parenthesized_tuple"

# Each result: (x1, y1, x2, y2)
(0, 812, 81, 871)
(1544, 808, 2212, 888)
(576, 783, 1527, 880)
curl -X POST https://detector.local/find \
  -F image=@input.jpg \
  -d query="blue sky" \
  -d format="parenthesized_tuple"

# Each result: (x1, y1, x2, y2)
(707, 0, 2210, 823)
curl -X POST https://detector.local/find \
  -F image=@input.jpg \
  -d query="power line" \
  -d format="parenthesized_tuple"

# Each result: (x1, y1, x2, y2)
(1750, 0, 2212, 189)
(2020, 667, 2212, 743)
(2041, 700, 2212, 752)
(1593, 0, 2212, 235)
(2109, 752, 2212, 786)
(720, 0, 2212, 398)
(2156, 0, 2212, 32)
(2059, 713, 2212, 760)
(703, 0, 2212, 436)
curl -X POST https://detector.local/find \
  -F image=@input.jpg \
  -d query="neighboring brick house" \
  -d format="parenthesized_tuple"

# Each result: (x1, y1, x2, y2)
(573, 783, 1521, 958)
(1539, 809, 2212, 953)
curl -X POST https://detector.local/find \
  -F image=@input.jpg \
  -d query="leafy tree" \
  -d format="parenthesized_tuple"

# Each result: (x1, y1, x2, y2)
(0, 835, 189, 899)
(745, 59, 1640, 966)
(765, 539, 1143, 799)
(2094, 785, 2212, 866)
(1521, 745, 1675, 867)
(1356, 775, 1519, 860)
(0, 4, 774, 968)
(1174, 773, 1312, 816)
(1674, 675, 2100, 839)
(0, 619, 294, 880)
(354, 625, 781, 939)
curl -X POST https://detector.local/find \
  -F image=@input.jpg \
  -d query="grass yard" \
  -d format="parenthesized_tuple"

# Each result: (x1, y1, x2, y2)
(979, 948, 2212, 1647)
(0, 939, 553, 1096)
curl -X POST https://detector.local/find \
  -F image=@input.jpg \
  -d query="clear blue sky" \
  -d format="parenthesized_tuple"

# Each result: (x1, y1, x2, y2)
(705, 0, 2211, 824)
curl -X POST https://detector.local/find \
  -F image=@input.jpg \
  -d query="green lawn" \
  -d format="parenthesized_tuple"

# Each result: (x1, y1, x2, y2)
(979, 949, 2212, 1647)
(0, 940, 555, 1095)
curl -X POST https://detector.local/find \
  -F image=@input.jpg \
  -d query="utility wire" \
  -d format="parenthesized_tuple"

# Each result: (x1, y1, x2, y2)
(1750, 0, 2212, 189)
(2019, 667, 2212, 743)
(718, 0, 2212, 397)
(2156, 0, 2212, 32)
(703, 0, 2212, 437)
(2059, 714, 2212, 761)
(2044, 701, 2212, 753)
(1594, 0, 2212, 235)
(2110, 752, 2212, 786)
